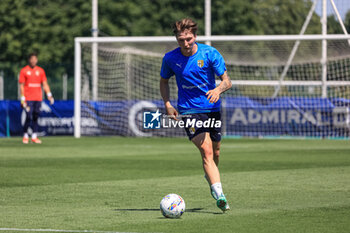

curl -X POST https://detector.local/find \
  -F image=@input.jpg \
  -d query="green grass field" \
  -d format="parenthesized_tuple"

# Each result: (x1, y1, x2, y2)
(0, 137, 349, 233)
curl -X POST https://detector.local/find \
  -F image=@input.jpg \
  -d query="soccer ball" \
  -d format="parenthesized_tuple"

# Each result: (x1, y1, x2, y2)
(160, 194, 186, 218)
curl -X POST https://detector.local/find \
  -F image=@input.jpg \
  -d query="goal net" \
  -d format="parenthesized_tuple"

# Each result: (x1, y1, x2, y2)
(74, 35, 350, 138)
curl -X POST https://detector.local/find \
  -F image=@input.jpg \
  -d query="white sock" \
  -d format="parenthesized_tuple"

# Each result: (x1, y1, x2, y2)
(23, 133, 29, 138)
(211, 182, 224, 198)
(32, 133, 37, 139)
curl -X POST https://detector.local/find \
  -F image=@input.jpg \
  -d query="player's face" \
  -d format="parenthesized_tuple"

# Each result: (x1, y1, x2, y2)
(176, 29, 197, 56)
(28, 56, 38, 67)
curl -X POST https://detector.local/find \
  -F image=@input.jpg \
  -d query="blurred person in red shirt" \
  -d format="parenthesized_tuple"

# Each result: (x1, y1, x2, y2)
(19, 53, 54, 144)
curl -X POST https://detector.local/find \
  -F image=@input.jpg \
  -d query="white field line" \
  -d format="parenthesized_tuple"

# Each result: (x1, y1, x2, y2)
(0, 228, 160, 233)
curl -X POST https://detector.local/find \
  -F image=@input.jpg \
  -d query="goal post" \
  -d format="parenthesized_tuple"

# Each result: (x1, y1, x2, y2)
(74, 40, 81, 138)
(74, 34, 350, 138)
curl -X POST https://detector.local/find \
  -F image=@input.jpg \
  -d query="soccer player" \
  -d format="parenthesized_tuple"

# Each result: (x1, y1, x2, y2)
(160, 18, 232, 211)
(19, 53, 54, 144)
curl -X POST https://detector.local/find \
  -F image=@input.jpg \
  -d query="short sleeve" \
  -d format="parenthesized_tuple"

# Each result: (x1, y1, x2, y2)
(41, 69, 47, 83)
(160, 56, 174, 79)
(210, 49, 226, 77)
(19, 69, 25, 83)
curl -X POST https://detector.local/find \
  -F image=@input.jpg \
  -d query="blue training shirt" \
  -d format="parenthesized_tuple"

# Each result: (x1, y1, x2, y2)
(160, 43, 227, 114)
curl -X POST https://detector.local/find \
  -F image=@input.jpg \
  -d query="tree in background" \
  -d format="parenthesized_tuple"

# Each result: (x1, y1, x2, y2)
(0, 0, 92, 99)
(0, 0, 91, 69)
(0, 0, 349, 99)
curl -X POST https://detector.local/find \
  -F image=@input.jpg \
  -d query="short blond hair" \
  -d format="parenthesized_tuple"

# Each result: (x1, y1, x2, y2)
(172, 18, 198, 36)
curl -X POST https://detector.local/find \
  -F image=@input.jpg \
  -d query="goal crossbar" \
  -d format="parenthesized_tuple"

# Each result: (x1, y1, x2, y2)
(75, 34, 350, 43)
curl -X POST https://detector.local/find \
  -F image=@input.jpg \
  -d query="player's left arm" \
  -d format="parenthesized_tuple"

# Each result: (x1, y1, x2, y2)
(206, 71, 232, 103)
(41, 69, 54, 105)
(43, 81, 54, 105)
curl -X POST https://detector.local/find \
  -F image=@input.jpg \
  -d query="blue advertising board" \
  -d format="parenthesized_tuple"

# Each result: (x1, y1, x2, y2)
(0, 98, 349, 138)
(0, 100, 74, 137)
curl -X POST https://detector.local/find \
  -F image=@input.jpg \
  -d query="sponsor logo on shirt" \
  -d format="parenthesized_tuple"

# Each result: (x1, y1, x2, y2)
(182, 83, 207, 90)
(36, 71, 40, 76)
(27, 71, 31, 75)
(28, 83, 41, 87)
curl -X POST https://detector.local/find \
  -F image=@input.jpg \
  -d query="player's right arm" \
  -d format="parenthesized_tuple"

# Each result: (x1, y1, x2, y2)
(160, 55, 178, 120)
(19, 83, 26, 106)
(20, 83, 25, 97)
(160, 77, 178, 120)
(19, 69, 27, 108)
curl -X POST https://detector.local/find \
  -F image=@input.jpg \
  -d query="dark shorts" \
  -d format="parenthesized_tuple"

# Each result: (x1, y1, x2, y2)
(26, 101, 41, 116)
(182, 112, 222, 142)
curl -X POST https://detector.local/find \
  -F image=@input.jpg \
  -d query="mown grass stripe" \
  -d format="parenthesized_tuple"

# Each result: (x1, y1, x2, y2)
(0, 227, 160, 233)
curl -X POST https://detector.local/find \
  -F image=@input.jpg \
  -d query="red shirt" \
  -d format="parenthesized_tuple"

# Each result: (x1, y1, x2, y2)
(19, 65, 47, 101)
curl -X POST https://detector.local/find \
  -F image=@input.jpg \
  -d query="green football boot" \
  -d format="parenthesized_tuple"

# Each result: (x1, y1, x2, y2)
(216, 194, 230, 212)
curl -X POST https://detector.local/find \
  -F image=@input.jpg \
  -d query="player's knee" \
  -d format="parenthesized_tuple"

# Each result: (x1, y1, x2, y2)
(33, 112, 40, 121)
(25, 114, 33, 122)
(199, 145, 214, 162)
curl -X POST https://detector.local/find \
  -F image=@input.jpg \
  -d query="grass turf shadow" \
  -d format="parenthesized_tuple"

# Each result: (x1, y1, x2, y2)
(113, 208, 222, 214)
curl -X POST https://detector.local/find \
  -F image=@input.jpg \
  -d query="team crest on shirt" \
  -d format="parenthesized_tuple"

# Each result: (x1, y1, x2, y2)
(35, 71, 40, 76)
(27, 71, 31, 75)
(197, 60, 204, 68)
